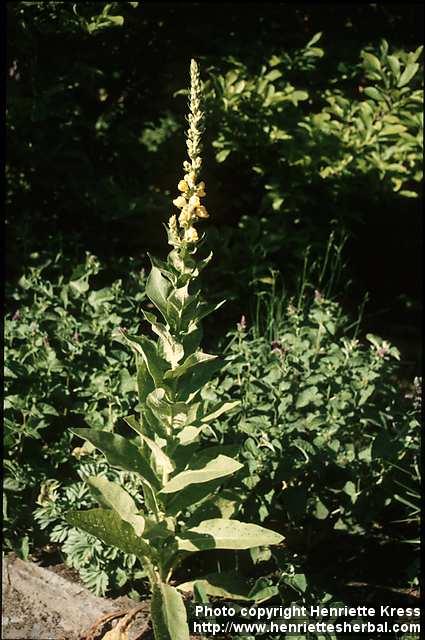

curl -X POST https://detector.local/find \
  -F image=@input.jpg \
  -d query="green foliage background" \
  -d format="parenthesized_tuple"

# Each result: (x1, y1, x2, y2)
(5, 0, 422, 626)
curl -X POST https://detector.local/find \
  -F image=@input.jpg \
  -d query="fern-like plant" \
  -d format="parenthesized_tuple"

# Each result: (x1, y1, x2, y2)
(67, 60, 283, 640)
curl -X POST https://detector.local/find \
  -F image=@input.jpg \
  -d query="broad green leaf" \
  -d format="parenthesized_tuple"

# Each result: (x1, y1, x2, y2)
(136, 357, 155, 406)
(314, 499, 329, 520)
(178, 519, 284, 552)
(216, 149, 231, 162)
(87, 476, 145, 536)
(139, 433, 174, 480)
(146, 266, 172, 322)
(176, 425, 203, 445)
(398, 62, 419, 87)
(65, 508, 152, 560)
(164, 351, 218, 381)
(362, 52, 382, 73)
(151, 583, 189, 640)
(295, 386, 321, 408)
(71, 428, 159, 488)
(143, 311, 184, 367)
(120, 332, 168, 387)
(363, 86, 384, 102)
(165, 476, 226, 517)
(160, 455, 242, 494)
(178, 571, 253, 600)
(387, 55, 400, 79)
(265, 69, 282, 82)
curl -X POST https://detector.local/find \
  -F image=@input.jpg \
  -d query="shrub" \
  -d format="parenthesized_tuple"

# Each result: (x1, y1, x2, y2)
(207, 287, 420, 541)
(4, 252, 146, 558)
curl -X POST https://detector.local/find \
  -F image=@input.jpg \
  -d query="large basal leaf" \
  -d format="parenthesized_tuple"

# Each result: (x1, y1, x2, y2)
(160, 455, 242, 494)
(151, 582, 189, 640)
(178, 571, 253, 600)
(65, 508, 152, 560)
(87, 476, 145, 536)
(71, 428, 159, 489)
(177, 519, 284, 552)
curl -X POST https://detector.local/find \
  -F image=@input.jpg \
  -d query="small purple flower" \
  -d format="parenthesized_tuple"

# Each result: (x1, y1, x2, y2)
(12, 309, 20, 321)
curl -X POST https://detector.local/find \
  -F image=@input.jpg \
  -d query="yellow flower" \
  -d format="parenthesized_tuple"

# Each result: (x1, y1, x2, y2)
(184, 171, 196, 187)
(173, 195, 187, 209)
(178, 207, 192, 227)
(188, 194, 200, 208)
(178, 180, 189, 192)
(195, 205, 209, 218)
(196, 181, 206, 197)
(184, 227, 199, 243)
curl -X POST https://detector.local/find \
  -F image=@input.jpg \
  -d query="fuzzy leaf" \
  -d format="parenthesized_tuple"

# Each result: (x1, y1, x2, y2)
(178, 571, 252, 600)
(87, 476, 145, 536)
(160, 455, 242, 494)
(71, 428, 159, 488)
(177, 519, 284, 551)
(151, 583, 189, 640)
(65, 508, 152, 560)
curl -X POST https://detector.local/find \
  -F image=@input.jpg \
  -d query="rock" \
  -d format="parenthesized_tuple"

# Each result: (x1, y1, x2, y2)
(2, 555, 148, 640)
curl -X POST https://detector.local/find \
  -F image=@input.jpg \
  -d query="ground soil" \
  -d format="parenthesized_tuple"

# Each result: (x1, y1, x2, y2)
(2, 555, 150, 640)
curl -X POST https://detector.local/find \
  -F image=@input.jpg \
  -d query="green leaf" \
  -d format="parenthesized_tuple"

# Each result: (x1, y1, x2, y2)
(87, 476, 145, 536)
(265, 69, 282, 82)
(306, 32, 322, 47)
(165, 477, 226, 516)
(151, 583, 189, 640)
(398, 62, 419, 87)
(363, 52, 382, 73)
(178, 571, 253, 600)
(120, 332, 168, 387)
(65, 508, 152, 560)
(139, 433, 174, 480)
(71, 428, 159, 488)
(387, 55, 400, 79)
(143, 311, 184, 367)
(363, 86, 384, 101)
(201, 401, 241, 423)
(295, 386, 320, 408)
(160, 455, 242, 494)
(177, 519, 284, 551)
(216, 149, 231, 163)
(136, 358, 155, 406)
(314, 499, 329, 520)
(146, 266, 172, 322)
(164, 351, 218, 381)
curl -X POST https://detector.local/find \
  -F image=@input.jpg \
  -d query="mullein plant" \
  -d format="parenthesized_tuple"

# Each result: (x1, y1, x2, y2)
(67, 60, 283, 640)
